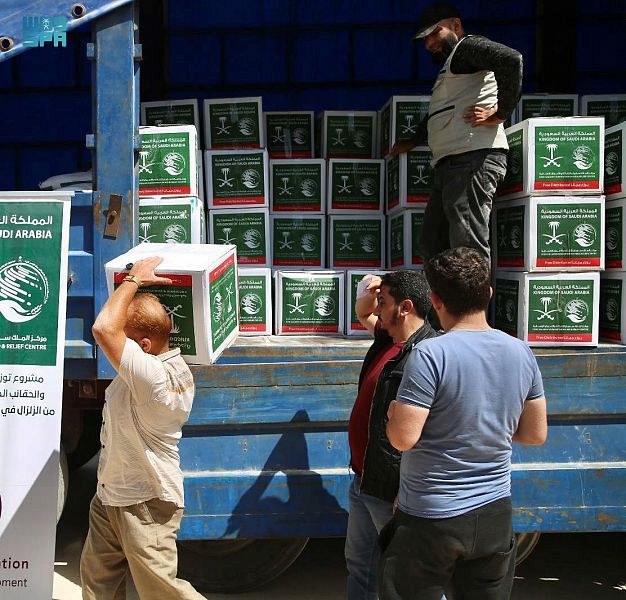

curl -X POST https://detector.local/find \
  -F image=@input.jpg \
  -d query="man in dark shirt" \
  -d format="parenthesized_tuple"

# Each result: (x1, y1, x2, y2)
(393, 2, 522, 262)
(346, 271, 438, 599)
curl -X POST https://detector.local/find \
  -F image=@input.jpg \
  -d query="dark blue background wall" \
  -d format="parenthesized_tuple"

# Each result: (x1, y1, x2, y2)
(1, 0, 625, 190)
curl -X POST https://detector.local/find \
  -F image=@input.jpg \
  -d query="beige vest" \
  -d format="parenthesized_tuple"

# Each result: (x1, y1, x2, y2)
(427, 36, 508, 164)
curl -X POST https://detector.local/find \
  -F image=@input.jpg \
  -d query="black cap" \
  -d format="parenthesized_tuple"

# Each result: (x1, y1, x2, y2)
(412, 2, 461, 40)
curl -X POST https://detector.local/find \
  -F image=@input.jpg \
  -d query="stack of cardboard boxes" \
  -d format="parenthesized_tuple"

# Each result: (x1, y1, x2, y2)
(493, 116, 605, 346)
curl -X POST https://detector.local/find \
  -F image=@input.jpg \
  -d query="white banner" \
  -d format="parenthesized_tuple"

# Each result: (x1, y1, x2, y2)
(0, 194, 71, 599)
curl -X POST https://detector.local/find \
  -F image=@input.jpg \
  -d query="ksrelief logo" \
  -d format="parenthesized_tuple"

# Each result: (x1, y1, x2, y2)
(163, 152, 185, 176)
(163, 224, 187, 243)
(241, 293, 262, 315)
(243, 229, 262, 249)
(301, 234, 317, 252)
(359, 178, 376, 196)
(300, 179, 318, 197)
(361, 235, 376, 253)
(353, 130, 368, 149)
(314, 295, 335, 317)
(0, 258, 49, 323)
(238, 118, 255, 136)
(605, 297, 619, 322)
(572, 146, 595, 171)
(242, 169, 261, 189)
(565, 299, 589, 323)
(605, 151, 620, 176)
(606, 227, 619, 251)
(505, 299, 516, 322)
(292, 128, 307, 145)
(573, 223, 596, 248)
(510, 225, 522, 249)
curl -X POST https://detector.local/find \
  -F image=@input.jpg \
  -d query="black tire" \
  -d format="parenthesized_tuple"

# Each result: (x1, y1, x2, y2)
(515, 531, 541, 565)
(66, 409, 103, 470)
(57, 445, 69, 524)
(177, 537, 309, 593)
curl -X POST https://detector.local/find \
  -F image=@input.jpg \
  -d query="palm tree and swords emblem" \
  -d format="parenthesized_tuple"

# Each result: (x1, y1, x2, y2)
(541, 143, 564, 167)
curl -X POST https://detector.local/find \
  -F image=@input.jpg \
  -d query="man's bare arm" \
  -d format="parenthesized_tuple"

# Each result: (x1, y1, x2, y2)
(513, 396, 548, 445)
(386, 399, 430, 451)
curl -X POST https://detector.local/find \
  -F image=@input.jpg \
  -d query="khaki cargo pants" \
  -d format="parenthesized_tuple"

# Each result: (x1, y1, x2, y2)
(80, 494, 204, 599)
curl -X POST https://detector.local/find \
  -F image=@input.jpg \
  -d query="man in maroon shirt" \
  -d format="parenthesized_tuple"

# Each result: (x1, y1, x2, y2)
(346, 270, 438, 600)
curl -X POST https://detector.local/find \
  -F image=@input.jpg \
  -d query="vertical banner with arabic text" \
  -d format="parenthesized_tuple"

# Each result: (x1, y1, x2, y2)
(0, 194, 71, 599)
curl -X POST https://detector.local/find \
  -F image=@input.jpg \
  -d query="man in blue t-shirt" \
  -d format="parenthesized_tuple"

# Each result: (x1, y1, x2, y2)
(379, 248, 547, 600)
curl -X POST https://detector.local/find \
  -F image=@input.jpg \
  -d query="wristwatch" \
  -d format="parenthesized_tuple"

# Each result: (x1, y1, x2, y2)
(122, 274, 141, 287)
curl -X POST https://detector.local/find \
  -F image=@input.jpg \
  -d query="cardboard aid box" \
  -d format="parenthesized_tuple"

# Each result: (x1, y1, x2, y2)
(138, 125, 198, 197)
(320, 111, 377, 159)
(378, 95, 430, 157)
(327, 159, 384, 213)
(238, 267, 272, 335)
(203, 96, 264, 149)
(275, 270, 345, 334)
(605, 122, 626, 200)
(205, 149, 269, 209)
(386, 148, 433, 214)
(498, 117, 604, 200)
(105, 243, 239, 364)
(264, 111, 315, 159)
(492, 196, 605, 271)
(581, 94, 626, 129)
(605, 198, 626, 269)
(209, 207, 270, 267)
(138, 196, 205, 244)
(600, 272, 626, 344)
(328, 214, 385, 269)
(387, 208, 426, 269)
(270, 159, 326, 213)
(346, 270, 389, 336)
(493, 271, 599, 347)
(271, 215, 325, 269)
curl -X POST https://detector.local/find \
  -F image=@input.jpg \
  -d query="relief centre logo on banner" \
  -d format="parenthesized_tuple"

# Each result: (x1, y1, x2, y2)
(0, 194, 71, 599)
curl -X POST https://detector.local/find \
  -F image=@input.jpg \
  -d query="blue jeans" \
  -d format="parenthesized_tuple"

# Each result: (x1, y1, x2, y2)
(420, 149, 507, 262)
(345, 475, 395, 600)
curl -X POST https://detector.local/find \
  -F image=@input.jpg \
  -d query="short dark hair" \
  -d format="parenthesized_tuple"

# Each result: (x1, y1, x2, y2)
(381, 270, 431, 319)
(424, 248, 491, 316)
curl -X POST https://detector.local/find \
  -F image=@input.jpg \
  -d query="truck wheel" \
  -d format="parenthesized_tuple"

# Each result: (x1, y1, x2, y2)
(177, 537, 309, 592)
(515, 531, 541, 565)
(57, 445, 69, 524)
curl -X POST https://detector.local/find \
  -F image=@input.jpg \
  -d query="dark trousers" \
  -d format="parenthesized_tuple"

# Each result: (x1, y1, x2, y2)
(419, 149, 507, 262)
(378, 497, 516, 600)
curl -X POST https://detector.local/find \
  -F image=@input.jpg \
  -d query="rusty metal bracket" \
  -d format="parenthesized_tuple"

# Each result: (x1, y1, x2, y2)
(104, 194, 123, 238)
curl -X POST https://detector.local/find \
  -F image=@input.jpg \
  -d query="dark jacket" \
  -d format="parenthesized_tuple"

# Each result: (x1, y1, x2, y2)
(357, 321, 439, 502)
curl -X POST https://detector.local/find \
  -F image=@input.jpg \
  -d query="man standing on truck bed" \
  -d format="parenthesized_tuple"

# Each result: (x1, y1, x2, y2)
(393, 2, 522, 262)
(380, 248, 547, 600)
(346, 270, 438, 600)
(80, 256, 204, 600)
